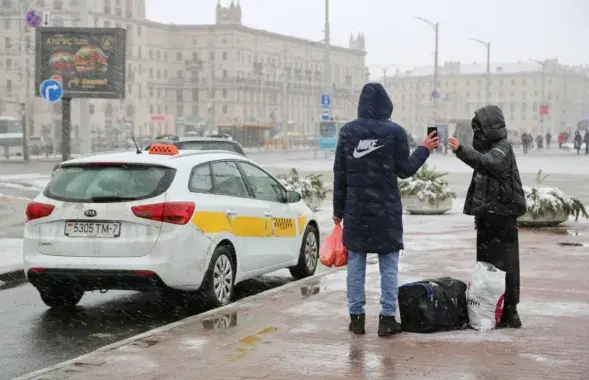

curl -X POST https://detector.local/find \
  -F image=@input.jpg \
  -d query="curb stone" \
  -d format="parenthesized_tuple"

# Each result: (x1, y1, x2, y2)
(11, 266, 344, 380)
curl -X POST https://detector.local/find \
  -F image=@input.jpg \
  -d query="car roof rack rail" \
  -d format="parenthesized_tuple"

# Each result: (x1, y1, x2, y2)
(171, 150, 244, 159)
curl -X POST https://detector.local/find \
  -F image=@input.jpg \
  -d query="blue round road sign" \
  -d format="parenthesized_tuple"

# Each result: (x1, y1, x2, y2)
(25, 10, 42, 28)
(39, 79, 63, 103)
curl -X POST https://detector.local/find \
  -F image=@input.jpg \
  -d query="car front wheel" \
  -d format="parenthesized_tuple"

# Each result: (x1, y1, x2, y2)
(201, 245, 235, 307)
(289, 224, 319, 279)
(38, 285, 84, 308)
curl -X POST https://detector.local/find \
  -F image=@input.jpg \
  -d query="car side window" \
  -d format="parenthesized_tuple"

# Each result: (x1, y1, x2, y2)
(188, 164, 213, 193)
(211, 161, 249, 198)
(237, 162, 286, 203)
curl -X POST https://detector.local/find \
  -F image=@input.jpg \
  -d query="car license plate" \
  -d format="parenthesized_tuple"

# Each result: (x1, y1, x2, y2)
(64, 221, 121, 238)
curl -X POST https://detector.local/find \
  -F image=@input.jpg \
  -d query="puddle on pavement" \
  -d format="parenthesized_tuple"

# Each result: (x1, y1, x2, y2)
(537, 228, 586, 236)
(201, 313, 238, 331)
(300, 284, 321, 298)
(557, 242, 589, 247)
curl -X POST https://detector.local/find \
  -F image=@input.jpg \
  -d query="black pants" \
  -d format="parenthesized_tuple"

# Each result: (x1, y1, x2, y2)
(475, 213, 520, 309)
(522, 144, 528, 154)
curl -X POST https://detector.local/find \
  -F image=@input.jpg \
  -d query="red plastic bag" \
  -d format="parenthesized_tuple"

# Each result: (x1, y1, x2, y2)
(320, 224, 347, 267)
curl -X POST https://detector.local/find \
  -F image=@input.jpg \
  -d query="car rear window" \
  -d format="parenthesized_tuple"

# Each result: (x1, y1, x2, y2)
(44, 163, 176, 203)
(176, 141, 245, 155)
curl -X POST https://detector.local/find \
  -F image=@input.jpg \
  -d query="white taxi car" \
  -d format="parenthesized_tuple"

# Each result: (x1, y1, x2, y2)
(23, 144, 320, 308)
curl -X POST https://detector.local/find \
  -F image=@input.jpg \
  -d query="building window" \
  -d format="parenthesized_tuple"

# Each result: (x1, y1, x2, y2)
(222, 52, 227, 61)
(222, 89, 227, 98)
(222, 105, 228, 114)
(210, 52, 215, 61)
(4, 19, 10, 29)
(176, 52, 182, 61)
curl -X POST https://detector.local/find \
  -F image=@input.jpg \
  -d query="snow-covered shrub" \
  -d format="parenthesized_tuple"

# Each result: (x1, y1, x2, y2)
(398, 164, 457, 205)
(277, 168, 329, 211)
(523, 169, 588, 220)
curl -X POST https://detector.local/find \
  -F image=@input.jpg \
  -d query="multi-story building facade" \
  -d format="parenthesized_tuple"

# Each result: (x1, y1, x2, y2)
(382, 59, 589, 136)
(0, 0, 366, 143)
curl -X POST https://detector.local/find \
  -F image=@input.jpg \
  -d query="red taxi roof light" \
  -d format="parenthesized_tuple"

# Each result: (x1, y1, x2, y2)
(131, 202, 195, 225)
(25, 202, 55, 222)
(149, 144, 179, 156)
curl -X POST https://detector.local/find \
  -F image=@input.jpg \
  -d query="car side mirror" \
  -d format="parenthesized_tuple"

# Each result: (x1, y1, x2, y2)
(287, 190, 301, 203)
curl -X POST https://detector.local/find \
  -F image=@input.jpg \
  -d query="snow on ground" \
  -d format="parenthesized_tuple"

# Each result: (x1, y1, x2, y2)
(0, 238, 23, 276)
(263, 152, 589, 175)
(0, 173, 50, 191)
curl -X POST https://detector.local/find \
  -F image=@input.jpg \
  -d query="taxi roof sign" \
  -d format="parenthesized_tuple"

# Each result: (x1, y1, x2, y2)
(149, 143, 179, 155)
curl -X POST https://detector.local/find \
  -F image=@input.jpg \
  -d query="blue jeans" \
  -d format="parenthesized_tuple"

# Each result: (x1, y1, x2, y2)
(347, 251, 400, 317)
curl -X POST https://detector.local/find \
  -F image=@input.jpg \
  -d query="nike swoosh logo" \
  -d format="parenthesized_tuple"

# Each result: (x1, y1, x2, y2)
(352, 145, 384, 158)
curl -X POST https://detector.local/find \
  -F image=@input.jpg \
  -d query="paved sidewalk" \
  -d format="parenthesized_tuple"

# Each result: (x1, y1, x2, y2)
(18, 211, 589, 380)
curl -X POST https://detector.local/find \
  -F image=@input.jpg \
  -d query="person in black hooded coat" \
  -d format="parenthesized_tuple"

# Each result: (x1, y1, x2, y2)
(332, 83, 439, 336)
(447, 105, 526, 328)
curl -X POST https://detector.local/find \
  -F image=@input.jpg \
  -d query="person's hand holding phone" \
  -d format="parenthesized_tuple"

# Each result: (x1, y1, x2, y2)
(421, 131, 440, 151)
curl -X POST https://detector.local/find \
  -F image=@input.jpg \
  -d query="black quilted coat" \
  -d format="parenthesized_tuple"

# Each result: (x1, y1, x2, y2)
(455, 105, 526, 309)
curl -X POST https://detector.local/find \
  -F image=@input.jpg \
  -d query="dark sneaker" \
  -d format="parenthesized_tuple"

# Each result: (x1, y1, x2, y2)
(349, 314, 365, 334)
(378, 315, 400, 337)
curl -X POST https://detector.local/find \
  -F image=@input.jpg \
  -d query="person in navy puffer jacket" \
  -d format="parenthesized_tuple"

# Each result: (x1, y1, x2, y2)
(332, 83, 439, 337)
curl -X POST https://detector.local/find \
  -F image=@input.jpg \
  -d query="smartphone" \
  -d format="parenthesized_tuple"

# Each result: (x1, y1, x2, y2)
(427, 126, 438, 137)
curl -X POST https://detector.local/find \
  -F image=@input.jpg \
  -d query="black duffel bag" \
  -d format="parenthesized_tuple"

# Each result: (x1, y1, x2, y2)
(398, 277, 468, 333)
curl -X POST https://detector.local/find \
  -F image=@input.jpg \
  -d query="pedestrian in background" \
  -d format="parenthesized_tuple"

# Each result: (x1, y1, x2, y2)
(447, 105, 526, 328)
(332, 83, 439, 337)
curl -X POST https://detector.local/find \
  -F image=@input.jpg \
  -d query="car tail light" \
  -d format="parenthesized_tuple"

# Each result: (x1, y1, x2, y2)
(25, 202, 55, 222)
(131, 202, 195, 225)
(28, 267, 45, 274)
(133, 270, 156, 276)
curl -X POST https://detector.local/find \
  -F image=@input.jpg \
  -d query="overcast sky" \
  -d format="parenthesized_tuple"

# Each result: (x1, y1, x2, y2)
(146, 0, 588, 73)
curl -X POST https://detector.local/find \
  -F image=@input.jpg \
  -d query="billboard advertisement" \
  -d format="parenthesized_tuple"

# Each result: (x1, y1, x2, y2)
(35, 27, 126, 99)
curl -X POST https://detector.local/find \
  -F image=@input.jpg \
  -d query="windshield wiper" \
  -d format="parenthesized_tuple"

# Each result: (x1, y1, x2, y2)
(89, 196, 139, 203)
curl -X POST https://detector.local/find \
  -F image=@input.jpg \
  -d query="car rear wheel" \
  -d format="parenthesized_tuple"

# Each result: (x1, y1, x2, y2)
(201, 245, 235, 307)
(289, 224, 319, 279)
(38, 285, 84, 308)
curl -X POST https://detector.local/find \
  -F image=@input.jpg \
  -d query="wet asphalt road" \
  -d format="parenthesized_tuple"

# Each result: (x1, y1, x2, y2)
(0, 155, 320, 379)
(0, 275, 295, 380)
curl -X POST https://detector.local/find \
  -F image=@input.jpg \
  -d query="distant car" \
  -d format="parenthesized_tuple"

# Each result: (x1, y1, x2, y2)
(23, 145, 319, 308)
(144, 136, 245, 156)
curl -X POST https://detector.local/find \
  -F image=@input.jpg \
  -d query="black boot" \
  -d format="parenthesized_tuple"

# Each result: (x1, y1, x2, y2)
(349, 314, 365, 334)
(377, 315, 400, 337)
(497, 306, 522, 328)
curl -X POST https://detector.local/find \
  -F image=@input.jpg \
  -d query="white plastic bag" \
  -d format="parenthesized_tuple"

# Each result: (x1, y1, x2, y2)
(467, 261, 506, 331)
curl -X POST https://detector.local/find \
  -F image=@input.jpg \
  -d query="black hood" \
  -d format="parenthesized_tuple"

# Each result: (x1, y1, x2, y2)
(472, 105, 507, 151)
(357, 83, 393, 120)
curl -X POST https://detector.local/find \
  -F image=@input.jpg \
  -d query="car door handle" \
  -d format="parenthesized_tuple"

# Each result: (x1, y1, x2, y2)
(225, 209, 237, 216)
(264, 211, 272, 217)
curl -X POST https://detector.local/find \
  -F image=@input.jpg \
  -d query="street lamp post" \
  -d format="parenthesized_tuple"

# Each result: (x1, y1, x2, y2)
(413, 16, 439, 122)
(468, 38, 491, 105)
(369, 64, 398, 90)
(530, 59, 547, 135)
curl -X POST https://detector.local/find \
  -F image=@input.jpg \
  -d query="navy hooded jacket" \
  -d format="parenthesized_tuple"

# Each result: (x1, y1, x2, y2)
(333, 83, 430, 253)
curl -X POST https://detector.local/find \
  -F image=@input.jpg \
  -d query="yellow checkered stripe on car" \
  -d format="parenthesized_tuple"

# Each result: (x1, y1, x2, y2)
(271, 217, 296, 237)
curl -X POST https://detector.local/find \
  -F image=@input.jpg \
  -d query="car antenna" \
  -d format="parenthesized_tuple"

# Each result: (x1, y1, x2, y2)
(131, 134, 142, 154)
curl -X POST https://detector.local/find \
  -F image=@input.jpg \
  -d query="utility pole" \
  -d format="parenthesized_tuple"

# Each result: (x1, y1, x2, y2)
(315, 0, 331, 160)
(20, 0, 30, 161)
(413, 17, 439, 122)
(562, 68, 568, 133)
(78, 0, 91, 154)
(281, 47, 288, 133)
(207, 39, 214, 135)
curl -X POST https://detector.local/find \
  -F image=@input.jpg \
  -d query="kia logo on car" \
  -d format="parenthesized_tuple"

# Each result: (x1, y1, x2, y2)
(84, 209, 97, 217)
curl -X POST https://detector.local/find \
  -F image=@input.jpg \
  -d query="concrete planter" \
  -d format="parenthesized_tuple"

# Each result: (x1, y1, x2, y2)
(403, 196, 453, 215)
(518, 211, 569, 228)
